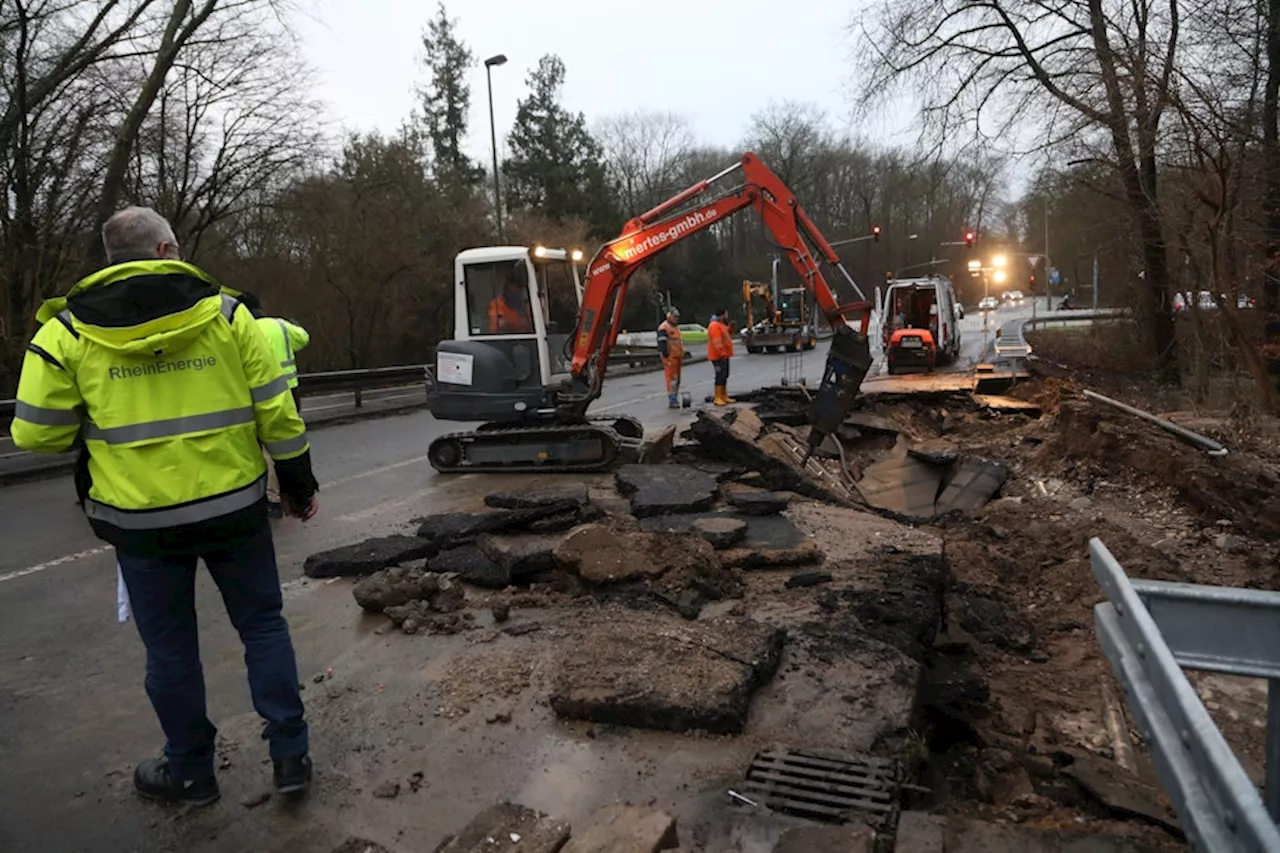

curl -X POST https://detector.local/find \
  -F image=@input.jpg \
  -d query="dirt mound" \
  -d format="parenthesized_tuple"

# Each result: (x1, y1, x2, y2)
(1050, 400, 1280, 540)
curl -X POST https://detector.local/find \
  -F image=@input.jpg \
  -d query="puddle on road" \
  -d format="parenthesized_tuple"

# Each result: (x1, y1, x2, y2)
(513, 733, 609, 817)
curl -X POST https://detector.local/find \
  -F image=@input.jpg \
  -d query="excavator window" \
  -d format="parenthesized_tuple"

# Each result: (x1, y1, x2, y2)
(464, 261, 535, 336)
(536, 258, 580, 375)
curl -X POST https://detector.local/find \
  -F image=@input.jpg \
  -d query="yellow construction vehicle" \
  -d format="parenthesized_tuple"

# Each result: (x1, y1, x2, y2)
(742, 259, 819, 353)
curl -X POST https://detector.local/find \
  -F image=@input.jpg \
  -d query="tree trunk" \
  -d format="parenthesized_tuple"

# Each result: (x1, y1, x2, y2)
(1264, 0, 1280, 385)
(82, 0, 218, 274)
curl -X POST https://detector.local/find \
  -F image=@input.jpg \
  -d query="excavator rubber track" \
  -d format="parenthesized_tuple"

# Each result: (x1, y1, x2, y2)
(427, 415, 645, 474)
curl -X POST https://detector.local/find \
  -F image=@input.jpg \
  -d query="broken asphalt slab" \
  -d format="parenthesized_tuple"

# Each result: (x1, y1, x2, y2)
(638, 512, 824, 569)
(614, 464, 719, 518)
(550, 610, 784, 734)
(725, 488, 791, 516)
(934, 458, 1009, 515)
(429, 544, 509, 589)
(303, 535, 438, 579)
(416, 502, 580, 547)
(855, 442, 943, 521)
(484, 484, 588, 510)
(476, 533, 560, 576)
(434, 802, 571, 853)
(970, 393, 1042, 415)
(687, 409, 855, 506)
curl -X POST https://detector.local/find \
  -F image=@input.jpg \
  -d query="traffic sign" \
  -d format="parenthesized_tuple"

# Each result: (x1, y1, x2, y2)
(1049, 267, 1061, 286)
(1026, 254, 1041, 268)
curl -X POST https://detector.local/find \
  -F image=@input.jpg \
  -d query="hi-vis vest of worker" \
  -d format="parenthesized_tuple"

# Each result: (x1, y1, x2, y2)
(11, 259, 309, 546)
(656, 319, 684, 359)
(256, 316, 310, 389)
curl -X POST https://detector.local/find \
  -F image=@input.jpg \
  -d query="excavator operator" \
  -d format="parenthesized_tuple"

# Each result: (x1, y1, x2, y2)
(487, 264, 534, 334)
(656, 307, 684, 408)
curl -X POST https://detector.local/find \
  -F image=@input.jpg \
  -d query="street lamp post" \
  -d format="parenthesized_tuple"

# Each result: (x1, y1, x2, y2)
(484, 53, 508, 242)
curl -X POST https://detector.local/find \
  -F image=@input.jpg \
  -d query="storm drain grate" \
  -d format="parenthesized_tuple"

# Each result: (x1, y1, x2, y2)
(741, 747, 898, 824)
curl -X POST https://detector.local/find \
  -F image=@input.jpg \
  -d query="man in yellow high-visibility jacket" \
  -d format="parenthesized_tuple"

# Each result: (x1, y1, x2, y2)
(11, 206, 317, 807)
(238, 292, 310, 517)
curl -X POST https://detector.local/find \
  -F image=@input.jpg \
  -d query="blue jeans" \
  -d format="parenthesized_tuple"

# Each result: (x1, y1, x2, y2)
(117, 523, 307, 780)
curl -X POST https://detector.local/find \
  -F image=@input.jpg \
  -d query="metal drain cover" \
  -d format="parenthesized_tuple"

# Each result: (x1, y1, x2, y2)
(741, 747, 898, 823)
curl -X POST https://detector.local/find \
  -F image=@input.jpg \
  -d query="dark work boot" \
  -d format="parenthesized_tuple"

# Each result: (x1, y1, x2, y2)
(273, 754, 312, 794)
(134, 758, 220, 807)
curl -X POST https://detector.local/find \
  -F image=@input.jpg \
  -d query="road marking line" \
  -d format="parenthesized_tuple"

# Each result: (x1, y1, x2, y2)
(2, 454, 436, 584)
(321, 454, 434, 488)
(0, 545, 112, 584)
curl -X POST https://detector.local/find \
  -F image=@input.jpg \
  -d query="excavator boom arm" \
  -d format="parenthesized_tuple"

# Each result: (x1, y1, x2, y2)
(564, 152, 870, 411)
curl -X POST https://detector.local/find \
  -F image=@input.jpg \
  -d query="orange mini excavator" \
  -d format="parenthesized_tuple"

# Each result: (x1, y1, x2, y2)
(426, 152, 874, 473)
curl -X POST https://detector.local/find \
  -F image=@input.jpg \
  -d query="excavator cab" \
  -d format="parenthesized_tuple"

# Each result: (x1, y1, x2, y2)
(429, 246, 582, 424)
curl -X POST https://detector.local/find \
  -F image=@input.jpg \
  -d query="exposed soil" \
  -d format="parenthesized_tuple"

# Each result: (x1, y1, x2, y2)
(888, 362, 1280, 849)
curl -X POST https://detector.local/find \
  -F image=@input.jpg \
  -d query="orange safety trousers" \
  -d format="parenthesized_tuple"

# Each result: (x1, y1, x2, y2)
(663, 354, 682, 394)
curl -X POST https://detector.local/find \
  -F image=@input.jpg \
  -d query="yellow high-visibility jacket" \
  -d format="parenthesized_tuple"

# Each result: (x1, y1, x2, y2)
(256, 316, 310, 389)
(12, 259, 315, 553)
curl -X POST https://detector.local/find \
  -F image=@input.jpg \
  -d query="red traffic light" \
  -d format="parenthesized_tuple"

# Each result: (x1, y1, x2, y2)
(872, 225, 882, 242)
(964, 230, 976, 246)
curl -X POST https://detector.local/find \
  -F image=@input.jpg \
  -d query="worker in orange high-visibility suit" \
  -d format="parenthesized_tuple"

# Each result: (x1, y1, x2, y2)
(656, 308, 684, 408)
(487, 267, 534, 334)
(708, 308, 736, 406)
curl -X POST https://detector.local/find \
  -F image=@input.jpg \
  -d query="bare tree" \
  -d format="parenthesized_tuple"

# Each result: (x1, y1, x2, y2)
(123, 10, 324, 259)
(858, 0, 1184, 379)
(596, 110, 694, 215)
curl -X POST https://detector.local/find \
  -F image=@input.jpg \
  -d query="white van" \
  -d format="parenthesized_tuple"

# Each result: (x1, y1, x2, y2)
(880, 275, 962, 364)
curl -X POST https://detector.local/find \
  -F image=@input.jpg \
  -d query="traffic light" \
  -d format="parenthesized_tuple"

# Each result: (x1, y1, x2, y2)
(872, 225, 881, 242)
(1028, 273, 1036, 291)
(964, 230, 976, 247)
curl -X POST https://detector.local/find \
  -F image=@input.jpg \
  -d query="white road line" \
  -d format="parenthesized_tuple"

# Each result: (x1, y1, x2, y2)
(321, 453, 434, 488)
(1, 453, 438, 584)
(0, 545, 112, 584)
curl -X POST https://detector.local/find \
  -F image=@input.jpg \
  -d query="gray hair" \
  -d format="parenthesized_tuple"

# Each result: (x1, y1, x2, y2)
(101, 206, 177, 263)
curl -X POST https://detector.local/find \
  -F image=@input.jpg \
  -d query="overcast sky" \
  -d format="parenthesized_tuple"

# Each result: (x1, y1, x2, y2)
(294, 0, 909, 164)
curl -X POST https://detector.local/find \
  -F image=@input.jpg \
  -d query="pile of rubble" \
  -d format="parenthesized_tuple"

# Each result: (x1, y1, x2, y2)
(290, 375, 1280, 851)
(689, 386, 1026, 521)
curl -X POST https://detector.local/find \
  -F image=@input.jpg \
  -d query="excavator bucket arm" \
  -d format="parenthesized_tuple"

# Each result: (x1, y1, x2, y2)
(563, 152, 873, 446)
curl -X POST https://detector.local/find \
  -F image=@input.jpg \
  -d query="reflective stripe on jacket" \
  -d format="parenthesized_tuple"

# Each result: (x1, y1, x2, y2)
(257, 316, 310, 389)
(12, 259, 309, 543)
(708, 319, 734, 360)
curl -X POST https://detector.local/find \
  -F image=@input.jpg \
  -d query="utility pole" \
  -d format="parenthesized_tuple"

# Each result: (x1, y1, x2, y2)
(1044, 197, 1052, 308)
(1092, 252, 1099, 310)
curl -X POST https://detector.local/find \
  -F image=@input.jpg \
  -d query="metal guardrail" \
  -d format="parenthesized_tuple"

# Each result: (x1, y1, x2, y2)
(1, 364, 430, 421)
(993, 309, 1128, 359)
(1091, 538, 1280, 852)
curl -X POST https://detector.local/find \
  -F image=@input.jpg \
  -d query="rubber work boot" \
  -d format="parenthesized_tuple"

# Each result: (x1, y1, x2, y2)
(723, 388, 736, 404)
(714, 385, 728, 406)
(133, 758, 220, 807)
(274, 754, 313, 795)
